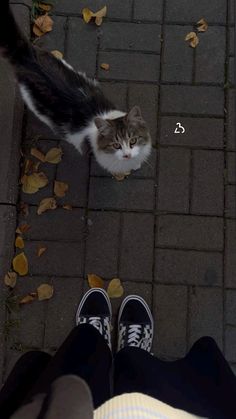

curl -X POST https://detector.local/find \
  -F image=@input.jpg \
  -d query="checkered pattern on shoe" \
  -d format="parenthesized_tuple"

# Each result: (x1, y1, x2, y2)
(78, 315, 112, 350)
(118, 322, 153, 351)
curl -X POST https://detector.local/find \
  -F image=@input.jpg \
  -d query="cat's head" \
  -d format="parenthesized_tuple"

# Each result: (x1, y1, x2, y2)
(94, 106, 151, 161)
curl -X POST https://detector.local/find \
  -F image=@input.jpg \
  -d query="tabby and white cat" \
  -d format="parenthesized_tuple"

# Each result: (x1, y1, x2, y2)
(0, 0, 152, 176)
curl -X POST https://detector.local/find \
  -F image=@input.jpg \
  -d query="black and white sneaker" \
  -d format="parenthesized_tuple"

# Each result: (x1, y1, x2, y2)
(117, 295, 154, 352)
(76, 288, 112, 350)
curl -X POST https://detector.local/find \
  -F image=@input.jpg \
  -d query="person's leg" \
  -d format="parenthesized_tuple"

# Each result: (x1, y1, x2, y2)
(26, 288, 113, 409)
(0, 351, 51, 419)
(114, 296, 236, 419)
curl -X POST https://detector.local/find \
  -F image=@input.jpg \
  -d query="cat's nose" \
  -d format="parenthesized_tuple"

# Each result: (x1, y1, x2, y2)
(123, 154, 131, 159)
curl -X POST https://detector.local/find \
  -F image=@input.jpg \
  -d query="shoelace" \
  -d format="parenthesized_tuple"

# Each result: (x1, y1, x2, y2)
(126, 324, 150, 350)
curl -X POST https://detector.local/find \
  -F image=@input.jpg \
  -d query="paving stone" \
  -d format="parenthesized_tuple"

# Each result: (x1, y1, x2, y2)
(156, 215, 224, 251)
(89, 178, 155, 210)
(54, 0, 133, 19)
(98, 52, 160, 82)
(133, 0, 163, 21)
(36, 16, 67, 54)
(4, 350, 25, 384)
(44, 277, 84, 348)
(56, 141, 89, 207)
(191, 150, 224, 216)
(155, 249, 223, 286)
(165, 0, 226, 24)
(227, 152, 236, 183)
(226, 290, 236, 325)
(226, 89, 235, 150)
(229, 0, 235, 25)
(160, 117, 224, 149)
(162, 25, 193, 83)
(23, 241, 85, 277)
(100, 22, 161, 53)
(225, 185, 236, 218)
(225, 220, 236, 287)
(229, 28, 235, 56)
(225, 327, 236, 362)
(228, 57, 235, 86)
(100, 82, 128, 110)
(66, 18, 97, 76)
(19, 207, 86, 241)
(0, 206, 16, 277)
(189, 287, 223, 349)
(25, 111, 59, 142)
(128, 84, 158, 141)
(195, 27, 225, 84)
(157, 147, 190, 213)
(11, 3, 30, 37)
(161, 86, 224, 116)
(119, 213, 154, 281)
(85, 211, 120, 278)
(153, 285, 187, 359)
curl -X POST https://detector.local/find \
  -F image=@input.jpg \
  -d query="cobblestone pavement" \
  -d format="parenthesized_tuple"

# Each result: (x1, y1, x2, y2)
(0, 0, 235, 382)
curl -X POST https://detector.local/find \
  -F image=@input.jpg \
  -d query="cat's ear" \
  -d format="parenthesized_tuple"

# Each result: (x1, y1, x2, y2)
(94, 117, 114, 136)
(126, 106, 146, 127)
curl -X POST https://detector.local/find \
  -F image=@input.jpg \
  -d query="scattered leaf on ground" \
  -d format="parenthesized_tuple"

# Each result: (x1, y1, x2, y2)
(30, 147, 46, 162)
(12, 252, 28, 276)
(20, 293, 37, 305)
(51, 50, 64, 59)
(37, 284, 54, 300)
(107, 278, 124, 298)
(54, 181, 69, 198)
(197, 18, 208, 32)
(45, 147, 62, 164)
(185, 32, 199, 48)
(33, 14, 53, 37)
(37, 246, 47, 257)
(4, 272, 17, 288)
(16, 223, 31, 234)
(63, 204, 72, 210)
(37, 197, 57, 215)
(21, 172, 48, 194)
(88, 274, 104, 289)
(82, 6, 107, 26)
(15, 236, 25, 249)
(38, 3, 52, 12)
(19, 202, 29, 217)
(100, 63, 110, 71)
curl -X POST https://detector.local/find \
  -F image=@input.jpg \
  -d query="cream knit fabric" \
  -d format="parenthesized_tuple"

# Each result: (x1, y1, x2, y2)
(94, 393, 205, 419)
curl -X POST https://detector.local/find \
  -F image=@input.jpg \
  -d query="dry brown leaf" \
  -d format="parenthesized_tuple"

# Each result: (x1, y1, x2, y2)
(15, 236, 25, 249)
(38, 3, 52, 12)
(100, 63, 110, 71)
(19, 202, 29, 217)
(45, 147, 62, 164)
(107, 278, 124, 298)
(37, 283, 54, 300)
(185, 32, 199, 48)
(21, 172, 48, 194)
(12, 252, 28, 276)
(20, 293, 37, 305)
(51, 50, 64, 59)
(82, 8, 94, 23)
(33, 14, 53, 37)
(82, 6, 107, 26)
(54, 181, 69, 198)
(197, 18, 208, 32)
(4, 272, 17, 288)
(30, 147, 46, 162)
(16, 223, 31, 234)
(37, 197, 57, 215)
(63, 204, 72, 210)
(37, 246, 47, 257)
(88, 274, 105, 289)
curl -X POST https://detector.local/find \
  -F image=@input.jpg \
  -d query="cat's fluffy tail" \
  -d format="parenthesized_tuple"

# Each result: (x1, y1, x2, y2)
(0, 0, 32, 64)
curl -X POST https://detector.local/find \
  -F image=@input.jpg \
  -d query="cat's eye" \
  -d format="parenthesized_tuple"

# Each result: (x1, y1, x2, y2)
(130, 138, 137, 146)
(113, 143, 122, 149)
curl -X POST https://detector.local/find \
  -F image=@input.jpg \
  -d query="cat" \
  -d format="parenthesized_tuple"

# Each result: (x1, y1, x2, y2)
(0, 0, 152, 177)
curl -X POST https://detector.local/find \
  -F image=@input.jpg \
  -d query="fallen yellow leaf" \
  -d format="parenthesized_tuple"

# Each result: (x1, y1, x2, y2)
(185, 32, 199, 48)
(37, 246, 47, 257)
(12, 252, 28, 276)
(63, 204, 72, 210)
(197, 18, 208, 32)
(37, 283, 54, 300)
(107, 278, 124, 298)
(38, 3, 52, 12)
(20, 293, 37, 305)
(82, 8, 94, 23)
(45, 147, 62, 164)
(16, 223, 31, 234)
(54, 180, 68, 198)
(37, 197, 57, 215)
(51, 50, 64, 60)
(33, 14, 53, 37)
(21, 172, 48, 194)
(88, 274, 105, 289)
(100, 63, 110, 71)
(4, 272, 17, 288)
(15, 236, 24, 249)
(82, 6, 107, 26)
(30, 147, 46, 162)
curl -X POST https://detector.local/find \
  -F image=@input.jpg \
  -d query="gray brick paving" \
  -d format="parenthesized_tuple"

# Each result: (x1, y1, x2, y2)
(0, 0, 235, 379)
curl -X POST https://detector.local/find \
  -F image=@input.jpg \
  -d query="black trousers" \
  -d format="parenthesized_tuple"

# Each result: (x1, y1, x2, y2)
(0, 324, 235, 419)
